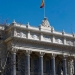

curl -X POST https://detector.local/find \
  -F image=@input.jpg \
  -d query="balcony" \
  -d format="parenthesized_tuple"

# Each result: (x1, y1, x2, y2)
(5, 28, 75, 48)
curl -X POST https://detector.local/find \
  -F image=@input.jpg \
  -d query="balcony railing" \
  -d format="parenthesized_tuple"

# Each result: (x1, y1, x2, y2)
(6, 31, 75, 47)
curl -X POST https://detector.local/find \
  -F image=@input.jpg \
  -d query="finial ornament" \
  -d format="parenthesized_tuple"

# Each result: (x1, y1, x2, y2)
(12, 19, 16, 24)
(40, 17, 50, 28)
(51, 26, 54, 32)
(27, 22, 30, 25)
(62, 29, 65, 34)
(27, 22, 30, 28)
(72, 32, 74, 37)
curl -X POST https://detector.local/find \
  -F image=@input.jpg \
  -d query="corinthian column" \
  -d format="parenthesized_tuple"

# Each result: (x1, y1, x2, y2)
(74, 57, 75, 75)
(25, 50, 31, 75)
(63, 55, 67, 75)
(39, 52, 45, 75)
(11, 49, 17, 75)
(51, 54, 56, 75)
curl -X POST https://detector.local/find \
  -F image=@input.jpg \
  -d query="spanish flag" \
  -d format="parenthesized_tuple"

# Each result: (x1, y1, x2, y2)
(40, 0, 44, 8)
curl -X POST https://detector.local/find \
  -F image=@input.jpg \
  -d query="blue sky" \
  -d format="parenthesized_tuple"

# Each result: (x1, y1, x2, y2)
(0, 0, 75, 33)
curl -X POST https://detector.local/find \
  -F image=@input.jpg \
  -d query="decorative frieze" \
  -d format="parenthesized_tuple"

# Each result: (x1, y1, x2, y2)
(16, 32, 27, 38)
(30, 33, 39, 40)
(43, 35, 52, 42)
(55, 37, 63, 44)
(66, 40, 73, 46)
(17, 33, 20, 37)
(20, 32, 26, 38)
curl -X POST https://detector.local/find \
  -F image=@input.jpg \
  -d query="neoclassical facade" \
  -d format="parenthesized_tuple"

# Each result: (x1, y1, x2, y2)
(0, 17, 75, 75)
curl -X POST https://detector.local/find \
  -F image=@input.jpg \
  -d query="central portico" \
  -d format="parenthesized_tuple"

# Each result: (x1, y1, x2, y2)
(3, 17, 75, 75)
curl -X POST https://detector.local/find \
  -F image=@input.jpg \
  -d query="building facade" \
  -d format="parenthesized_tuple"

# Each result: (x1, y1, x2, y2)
(0, 17, 75, 75)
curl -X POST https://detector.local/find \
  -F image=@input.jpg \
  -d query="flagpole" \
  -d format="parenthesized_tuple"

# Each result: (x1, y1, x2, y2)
(40, 0, 46, 18)
(44, 0, 46, 18)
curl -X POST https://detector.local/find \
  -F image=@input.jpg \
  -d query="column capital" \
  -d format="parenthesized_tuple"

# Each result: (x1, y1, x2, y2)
(39, 52, 45, 57)
(25, 50, 32, 56)
(63, 55, 68, 60)
(11, 48, 18, 54)
(51, 54, 56, 58)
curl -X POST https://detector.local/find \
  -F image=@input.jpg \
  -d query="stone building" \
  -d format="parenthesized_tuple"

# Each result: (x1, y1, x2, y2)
(0, 17, 75, 75)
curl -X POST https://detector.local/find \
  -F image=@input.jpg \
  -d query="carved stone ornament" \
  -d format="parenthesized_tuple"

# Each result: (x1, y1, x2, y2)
(62, 29, 65, 34)
(12, 20, 16, 24)
(72, 32, 75, 37)
(40, 17, 51, 28)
